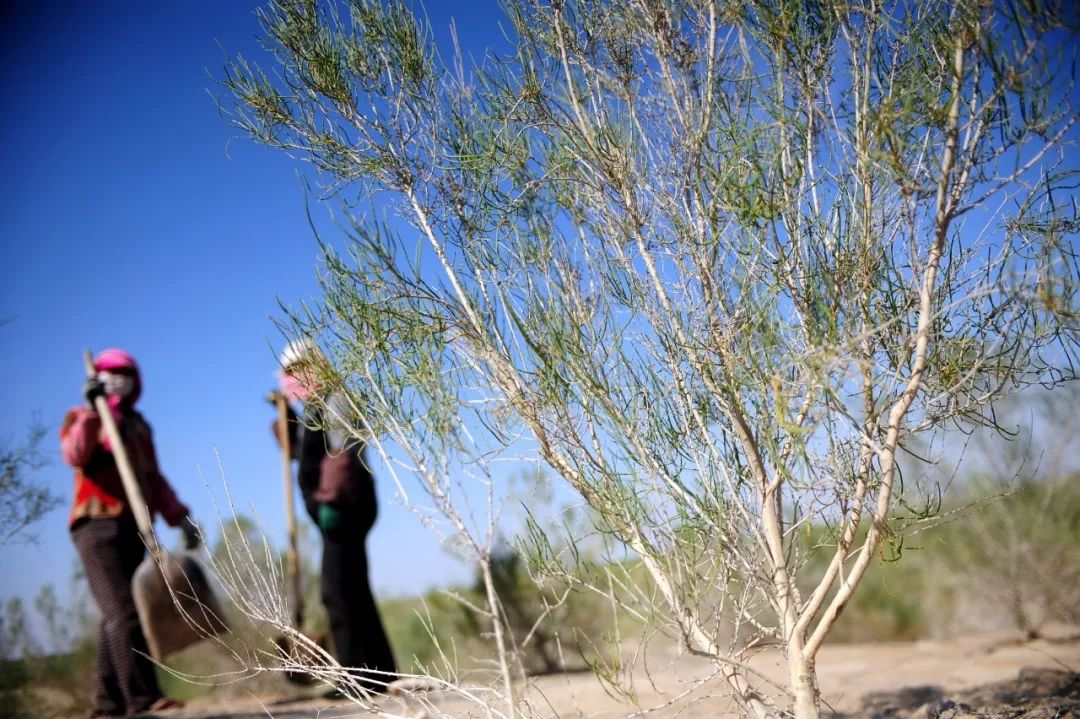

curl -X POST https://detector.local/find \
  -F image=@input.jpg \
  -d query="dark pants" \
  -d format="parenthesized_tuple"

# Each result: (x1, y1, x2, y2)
(71, 516, 163, 716)
(321, 524, 397, 689)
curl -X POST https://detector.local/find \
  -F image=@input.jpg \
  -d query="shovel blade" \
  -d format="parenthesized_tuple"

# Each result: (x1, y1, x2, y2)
(132, 551, 229, 660)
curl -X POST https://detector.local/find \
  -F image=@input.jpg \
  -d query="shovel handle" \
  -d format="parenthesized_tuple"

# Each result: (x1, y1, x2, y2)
(84, 350, 160, 555)
(274, 393, 304, 627)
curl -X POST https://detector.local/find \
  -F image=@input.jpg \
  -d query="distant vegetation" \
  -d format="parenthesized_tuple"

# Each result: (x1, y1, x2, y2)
(798, 474, 1080, 643)
(1, 422, 60, 545)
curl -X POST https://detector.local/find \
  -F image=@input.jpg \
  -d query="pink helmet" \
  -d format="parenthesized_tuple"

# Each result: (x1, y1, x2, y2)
(94, 348, 142, 406)
(95, 348, 138, 373)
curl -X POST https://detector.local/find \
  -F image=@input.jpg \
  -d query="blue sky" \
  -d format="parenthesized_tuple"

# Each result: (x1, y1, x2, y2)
(0, 0, 513, 613)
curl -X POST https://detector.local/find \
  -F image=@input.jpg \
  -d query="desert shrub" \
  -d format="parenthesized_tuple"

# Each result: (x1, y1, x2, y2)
(221, 0, 1080, 711)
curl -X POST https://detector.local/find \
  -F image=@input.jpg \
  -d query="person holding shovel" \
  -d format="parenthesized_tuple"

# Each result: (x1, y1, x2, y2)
(61, 348, 197, 718)
(272, 339, 397, 694)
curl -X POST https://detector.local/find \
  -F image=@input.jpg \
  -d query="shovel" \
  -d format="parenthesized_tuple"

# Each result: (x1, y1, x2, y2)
(269, 390, 326, 684)
(84, 350, 228, 659)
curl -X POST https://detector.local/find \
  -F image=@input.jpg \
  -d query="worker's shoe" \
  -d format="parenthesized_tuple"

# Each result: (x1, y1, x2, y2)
(131, 696, 185, 716)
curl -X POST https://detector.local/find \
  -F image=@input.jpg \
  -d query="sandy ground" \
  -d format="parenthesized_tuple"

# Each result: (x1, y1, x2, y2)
(167, 624, 1080, 718)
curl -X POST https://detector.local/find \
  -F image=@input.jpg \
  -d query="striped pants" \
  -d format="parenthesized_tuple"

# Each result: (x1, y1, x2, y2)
(71, 516, 163, 716)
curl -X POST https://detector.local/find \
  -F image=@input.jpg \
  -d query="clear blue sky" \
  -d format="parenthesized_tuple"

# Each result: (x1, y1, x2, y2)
(0, 0, 510, 613)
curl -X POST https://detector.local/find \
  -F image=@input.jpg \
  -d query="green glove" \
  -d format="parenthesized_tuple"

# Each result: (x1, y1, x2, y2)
(317, 502, 342, 532)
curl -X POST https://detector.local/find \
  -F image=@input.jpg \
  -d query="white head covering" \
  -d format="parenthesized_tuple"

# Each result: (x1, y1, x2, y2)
(279, 338, 320, 370)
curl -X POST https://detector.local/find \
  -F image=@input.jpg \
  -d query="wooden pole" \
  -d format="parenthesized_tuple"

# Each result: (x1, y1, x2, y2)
(274, 392, 304, 630)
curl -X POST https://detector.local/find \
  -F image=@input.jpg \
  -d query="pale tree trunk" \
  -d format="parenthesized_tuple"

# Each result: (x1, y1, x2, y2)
(788, 650, 819, 719)
(480, 561, 518, 719)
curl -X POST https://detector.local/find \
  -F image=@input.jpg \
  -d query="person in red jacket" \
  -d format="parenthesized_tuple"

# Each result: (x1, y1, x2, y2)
(61, 348, 195, 718)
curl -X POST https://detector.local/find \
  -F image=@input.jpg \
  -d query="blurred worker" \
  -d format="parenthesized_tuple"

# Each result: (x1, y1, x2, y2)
(273, 339, 397, 693)
(61, 348, 197, 718)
